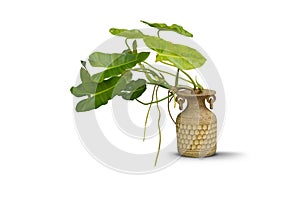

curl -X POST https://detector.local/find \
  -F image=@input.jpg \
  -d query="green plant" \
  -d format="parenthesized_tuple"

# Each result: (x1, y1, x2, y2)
(70, 20, 207, 166)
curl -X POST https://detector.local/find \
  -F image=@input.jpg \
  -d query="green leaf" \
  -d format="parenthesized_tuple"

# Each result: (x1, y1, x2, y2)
(76, 96, 98, 112)
(70, 84, 89, 97)
(109, 28, 145, 38)
(80, 67, 91, 83)
(91, 71, 104, 82)
(75, 76, 121, 112)
(140, 20, 193, 37)
(80, 60, 86, 67)
(70, 68, 93, 97)
(89, 52, 150, 82)
(89, 52, 122, 67)
(120, 79, 147, 100)
(70, 68, 95, 97)
(70, 82, 98, 97)
(143, 36, 206, 70)
(112, 71, 133, 96)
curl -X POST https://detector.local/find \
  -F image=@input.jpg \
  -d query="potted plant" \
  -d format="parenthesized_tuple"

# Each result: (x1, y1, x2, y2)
(70, 20, 217, 165)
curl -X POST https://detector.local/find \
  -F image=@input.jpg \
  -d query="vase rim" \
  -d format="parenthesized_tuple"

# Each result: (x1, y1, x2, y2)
(176, 89, 216, 97)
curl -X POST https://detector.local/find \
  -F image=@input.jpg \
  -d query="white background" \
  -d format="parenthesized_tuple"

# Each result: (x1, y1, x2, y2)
(1, 0, 299, 199)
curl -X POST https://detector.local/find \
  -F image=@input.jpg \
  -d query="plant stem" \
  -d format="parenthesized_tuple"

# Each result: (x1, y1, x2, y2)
(195, 76, 204, 92)
(175, 69, 179, 87)
(133, 66, 171, 89)
(157, 30, 161, 38)
(177, 85, 194, 91)
(154, 86, 162, 166)
(137, 63, 155, 82)
(125, 38, 131, 50)
(178, 69, 197, 89)
(143, 85, 157, 142)
(136, 95, 170, 105)
(146, 82, 169, 89)
(153, 61, 197, 89)
(143, 61, 192, 85)
(167, 92, 176, 124)
(159, 60, 174, 67)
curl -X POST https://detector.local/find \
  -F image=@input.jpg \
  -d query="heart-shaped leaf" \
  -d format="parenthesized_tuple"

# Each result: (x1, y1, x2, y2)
(75, 76, 121, 112)
(71, 71, 133, 98)
(119, 79, 147, 100)
(70, 84, 89, 97)
(80, 67, 92, 83)
(70, 68, 93, 97)
(143, 36, 206, 70)
(109, 28, 145, 38)
(89, 52, 123, 67)
(89, 52, 150, 82)
(112, 71, 133, 96)
(141, 20, 193, 37)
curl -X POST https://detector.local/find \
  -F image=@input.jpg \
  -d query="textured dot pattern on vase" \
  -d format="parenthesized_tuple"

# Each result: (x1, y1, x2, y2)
(176, 122, 217, 157)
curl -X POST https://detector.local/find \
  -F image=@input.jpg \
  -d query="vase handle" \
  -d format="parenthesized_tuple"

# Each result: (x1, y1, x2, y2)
(206, 95, 216, 109)
(167, 87, 187, 124)
(175, 96, 186, 110)
(167, 91, 176, 124)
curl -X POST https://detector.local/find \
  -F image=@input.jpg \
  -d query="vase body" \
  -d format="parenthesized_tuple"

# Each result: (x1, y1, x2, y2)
(176, 89, 217, 157)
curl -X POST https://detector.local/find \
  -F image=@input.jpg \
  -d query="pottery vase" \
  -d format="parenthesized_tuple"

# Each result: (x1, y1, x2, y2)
(175, 89, 217, 157)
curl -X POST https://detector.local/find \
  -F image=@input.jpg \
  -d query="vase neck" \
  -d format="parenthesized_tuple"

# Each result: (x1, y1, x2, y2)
(186, 96, 206, 110)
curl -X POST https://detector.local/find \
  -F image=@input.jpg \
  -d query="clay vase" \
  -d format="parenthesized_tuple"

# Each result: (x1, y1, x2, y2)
(175, 89, 217, 157)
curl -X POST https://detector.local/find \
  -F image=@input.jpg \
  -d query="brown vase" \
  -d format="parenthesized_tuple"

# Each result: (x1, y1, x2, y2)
(175, 89, 217, 157)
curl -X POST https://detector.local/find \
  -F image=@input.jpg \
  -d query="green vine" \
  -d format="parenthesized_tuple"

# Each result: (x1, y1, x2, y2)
(154, 86, 162, 166)
(143, 85, 157, 142)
